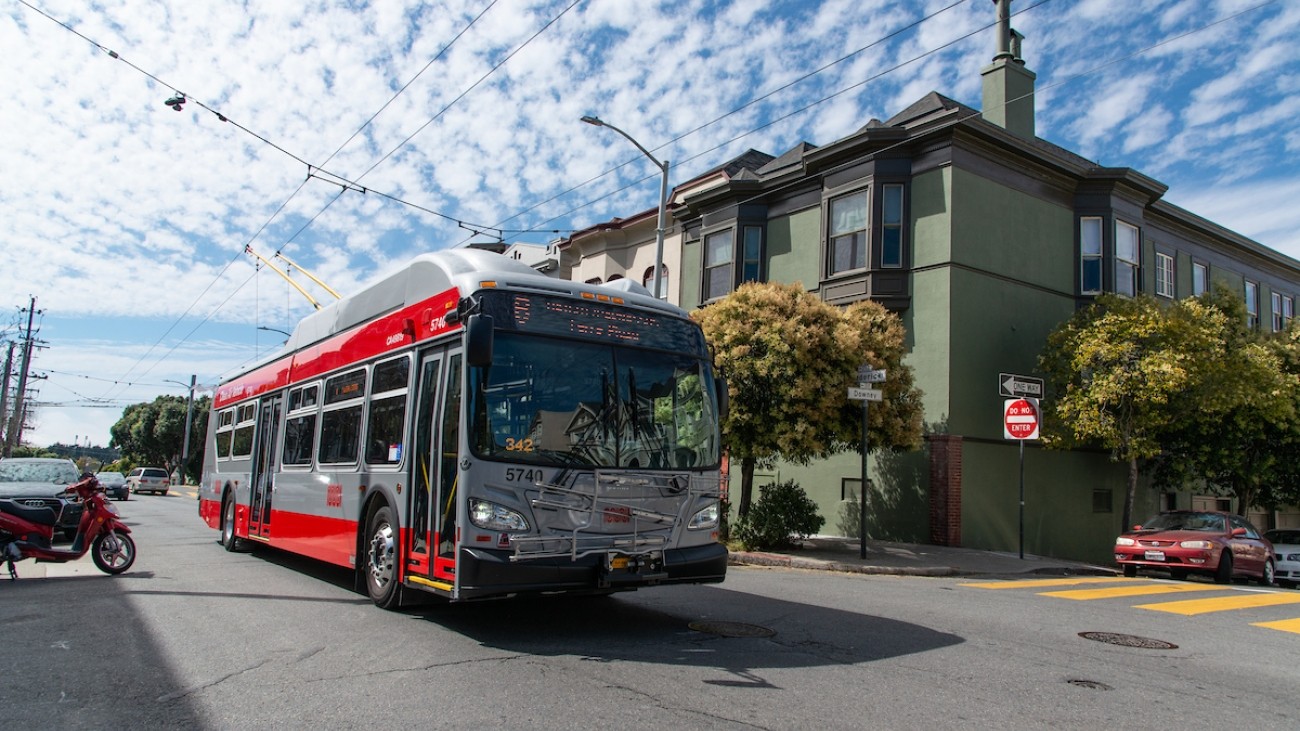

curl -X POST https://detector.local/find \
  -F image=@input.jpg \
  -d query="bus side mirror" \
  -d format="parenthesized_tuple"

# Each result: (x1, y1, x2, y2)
(715, 376, 729, 422)
(466, 313, 494, 367)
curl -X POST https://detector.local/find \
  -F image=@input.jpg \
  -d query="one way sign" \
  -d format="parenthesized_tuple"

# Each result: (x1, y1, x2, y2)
(998, 372, 1043, 399)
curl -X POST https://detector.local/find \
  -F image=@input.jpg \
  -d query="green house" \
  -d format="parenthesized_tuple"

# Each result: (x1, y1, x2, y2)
(556, 27, 1300, 564)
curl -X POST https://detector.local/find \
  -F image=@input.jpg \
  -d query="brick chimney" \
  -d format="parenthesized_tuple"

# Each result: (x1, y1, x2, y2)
(981, 0, 1036, 139)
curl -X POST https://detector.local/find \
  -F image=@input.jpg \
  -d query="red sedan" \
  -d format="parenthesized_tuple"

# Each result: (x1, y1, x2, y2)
(1114, 510, 1274, 585)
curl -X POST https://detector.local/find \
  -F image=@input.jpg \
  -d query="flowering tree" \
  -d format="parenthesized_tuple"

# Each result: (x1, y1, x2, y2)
(692, 282, 923, 518)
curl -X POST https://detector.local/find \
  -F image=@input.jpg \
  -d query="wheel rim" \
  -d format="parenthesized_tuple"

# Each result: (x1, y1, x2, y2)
(223, 500, 235, 544)
(97, 532, 133, 569)
(368, 521, 395, 591)
(1265, 561, 1275, 584)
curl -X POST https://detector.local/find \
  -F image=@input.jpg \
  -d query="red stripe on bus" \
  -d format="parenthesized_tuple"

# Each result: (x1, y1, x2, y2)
(214, 288, 461, 409)
(261, 509, 359, 568)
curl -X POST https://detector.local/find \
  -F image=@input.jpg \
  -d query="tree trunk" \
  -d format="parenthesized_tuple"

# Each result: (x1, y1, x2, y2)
(1121, 456, 1138, 532)
(738, 457, 756, 519)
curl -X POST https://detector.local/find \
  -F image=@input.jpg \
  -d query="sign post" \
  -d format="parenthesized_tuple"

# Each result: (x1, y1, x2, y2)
(1003, 397, 1040, 559)
(850, 366, 887, 559)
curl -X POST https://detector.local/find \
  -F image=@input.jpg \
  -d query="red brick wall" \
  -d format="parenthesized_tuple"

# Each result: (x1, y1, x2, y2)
(928, 434, 963, 546)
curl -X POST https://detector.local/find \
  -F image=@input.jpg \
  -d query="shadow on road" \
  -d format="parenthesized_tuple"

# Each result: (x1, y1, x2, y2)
(412, 585, 964, 685)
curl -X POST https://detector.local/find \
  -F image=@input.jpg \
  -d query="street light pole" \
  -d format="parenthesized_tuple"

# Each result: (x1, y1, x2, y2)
(580, 115, 670, 300)
(165, 376, 197, 485)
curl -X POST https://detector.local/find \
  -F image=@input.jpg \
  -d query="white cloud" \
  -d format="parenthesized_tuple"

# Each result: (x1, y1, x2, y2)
(3, 0, 1298, 446)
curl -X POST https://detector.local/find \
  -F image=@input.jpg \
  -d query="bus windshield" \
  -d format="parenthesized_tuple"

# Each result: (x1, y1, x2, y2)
(469, 331, 720, 469)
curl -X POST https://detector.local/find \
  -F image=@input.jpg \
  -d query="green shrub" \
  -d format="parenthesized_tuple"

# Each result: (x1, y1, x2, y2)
(733, 479, 825, 550)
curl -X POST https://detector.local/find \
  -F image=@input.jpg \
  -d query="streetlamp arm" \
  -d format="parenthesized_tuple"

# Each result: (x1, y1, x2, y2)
(581, 116, 667, 172)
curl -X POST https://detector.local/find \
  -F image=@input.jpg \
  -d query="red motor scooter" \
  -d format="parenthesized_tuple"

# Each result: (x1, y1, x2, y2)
(1, 474, 136, 580)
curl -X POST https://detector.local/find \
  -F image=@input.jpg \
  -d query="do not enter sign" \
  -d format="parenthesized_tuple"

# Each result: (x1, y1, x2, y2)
(1003, 398, 1040, 440)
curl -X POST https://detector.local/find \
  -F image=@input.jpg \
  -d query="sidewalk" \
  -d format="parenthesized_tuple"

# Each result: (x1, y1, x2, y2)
(729, 536, 1118, 578)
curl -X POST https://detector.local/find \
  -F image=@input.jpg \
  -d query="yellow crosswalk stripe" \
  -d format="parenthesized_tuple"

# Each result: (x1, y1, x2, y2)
(1042, 583, 1220, 600)
(1253, 618, 1300, 635)
(960, 577, 1135, 590)
(1136, 592, 1300, 615)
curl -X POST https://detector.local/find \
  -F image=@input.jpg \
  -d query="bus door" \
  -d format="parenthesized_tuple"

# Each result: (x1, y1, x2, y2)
(408, 350, 462, 585)
(249, 395, 283, 539)
(407, 352, 443, 577)
(432, 352, 463, 582)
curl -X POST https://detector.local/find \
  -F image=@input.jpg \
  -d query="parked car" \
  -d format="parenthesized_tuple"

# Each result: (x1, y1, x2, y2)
(1264, 529, 1300, 589)
(126, 467, 170, 495)
(1115, 510, 1274, 585)
(95, 471, 129, 501)
(0, 457, 84, 540)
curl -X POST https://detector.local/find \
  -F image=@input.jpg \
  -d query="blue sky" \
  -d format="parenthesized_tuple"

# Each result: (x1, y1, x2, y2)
(3, 0, 1298, 447)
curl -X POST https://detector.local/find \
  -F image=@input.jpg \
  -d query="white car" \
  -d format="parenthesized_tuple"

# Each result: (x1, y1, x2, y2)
(1265, 529, 1300, 588)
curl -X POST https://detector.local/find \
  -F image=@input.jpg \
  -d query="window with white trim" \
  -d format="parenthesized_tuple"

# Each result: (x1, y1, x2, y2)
(1245, 281, 1259, 330)
(1080, 217, 1102, 294)
(1285, 295, 1295, 326)
(1115, 221, 1140, 296)
(1273, 292, 1285, 332)
(1155, 252, 1174, 298)
(703, 229, 734, 300)
(829, 190, 868, 275)
(642, 265, 668, 299)
(1192, 262, 1208, 296)
(282, 383, 319, 467)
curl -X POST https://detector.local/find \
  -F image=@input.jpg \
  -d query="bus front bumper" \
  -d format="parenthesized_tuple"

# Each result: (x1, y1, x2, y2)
(453, 542, 728, 600)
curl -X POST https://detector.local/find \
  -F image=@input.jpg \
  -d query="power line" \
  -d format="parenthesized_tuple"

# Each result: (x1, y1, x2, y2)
(477, 0, 977, 241)
(508, 0, 1043, 240)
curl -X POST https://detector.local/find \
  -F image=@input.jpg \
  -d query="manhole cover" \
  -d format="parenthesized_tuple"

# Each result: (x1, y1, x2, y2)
(689, 620, 776, 638)
(1066, 679, 1113, 691)
(1078, 631, 1178, 650)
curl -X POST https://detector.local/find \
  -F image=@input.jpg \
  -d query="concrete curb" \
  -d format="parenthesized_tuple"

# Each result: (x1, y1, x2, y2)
(729, 551, 960, 577)
(728, 550, 1119, 578)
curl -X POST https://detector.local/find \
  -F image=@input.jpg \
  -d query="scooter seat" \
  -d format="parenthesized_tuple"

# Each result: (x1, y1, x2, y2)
(0, 499, 60, 527)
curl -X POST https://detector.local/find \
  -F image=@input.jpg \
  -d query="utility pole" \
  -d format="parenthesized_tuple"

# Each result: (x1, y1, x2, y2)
(181, 374, 196, 484)
(0, 341, 14, 449)
(4, 297, 38, 457)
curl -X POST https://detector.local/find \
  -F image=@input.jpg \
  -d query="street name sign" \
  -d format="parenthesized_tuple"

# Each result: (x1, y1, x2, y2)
(999, 372, 1044, 399)
(1003, 398, 1040, 440)
(848, 386, 883, 402)
(857, 366, 887, 383)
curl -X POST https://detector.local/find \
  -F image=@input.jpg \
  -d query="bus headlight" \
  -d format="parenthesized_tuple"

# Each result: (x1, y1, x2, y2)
(688, 503, 719, 530)
(469, 500, 529, 532)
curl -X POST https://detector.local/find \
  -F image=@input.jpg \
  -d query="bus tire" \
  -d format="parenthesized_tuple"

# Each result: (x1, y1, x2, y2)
(365, 506, 402, 609)
(221, 495, 241, 552)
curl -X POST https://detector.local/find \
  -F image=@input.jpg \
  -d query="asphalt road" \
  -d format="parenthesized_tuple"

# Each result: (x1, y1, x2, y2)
(2, 491, 1297, 729)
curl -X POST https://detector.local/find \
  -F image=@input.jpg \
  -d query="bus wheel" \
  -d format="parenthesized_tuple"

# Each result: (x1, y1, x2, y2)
(365, 506, 401, 609)
(221, 496, 241, 552)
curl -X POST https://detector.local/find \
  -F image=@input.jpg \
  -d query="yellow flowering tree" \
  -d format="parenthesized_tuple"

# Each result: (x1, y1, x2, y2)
(692, 282, 923, 518)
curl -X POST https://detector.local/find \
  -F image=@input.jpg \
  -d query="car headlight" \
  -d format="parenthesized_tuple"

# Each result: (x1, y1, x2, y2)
(1286, 553, 1300, 562)
(1179, 540, 1213, 549)
(689, 503, 720, 530)
(469, 500, 529, 532)
(1115, 537, 1136, 546)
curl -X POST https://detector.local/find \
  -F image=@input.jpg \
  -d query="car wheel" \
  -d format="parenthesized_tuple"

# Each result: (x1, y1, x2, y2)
(161, 490, 168, 496)
(365, 506, 402, 610)
(1258, 559, 1275, 587)
(1214, 551, 1234, 584)
(1122, 564, 1137, 578)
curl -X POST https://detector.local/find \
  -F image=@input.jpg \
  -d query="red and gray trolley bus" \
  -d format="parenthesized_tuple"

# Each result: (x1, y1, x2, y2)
(199, 248, 727, 607)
